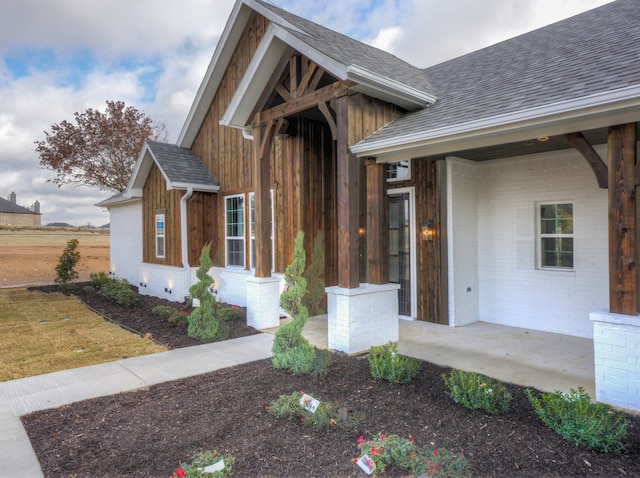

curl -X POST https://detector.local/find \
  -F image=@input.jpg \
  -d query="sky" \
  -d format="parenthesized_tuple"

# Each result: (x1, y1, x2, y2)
(0, 0, 614, 227)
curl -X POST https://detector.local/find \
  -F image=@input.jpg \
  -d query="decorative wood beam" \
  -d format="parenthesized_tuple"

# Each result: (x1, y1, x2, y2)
(274, 82, 290, 101)
(296, 61, 318, 97)
(366, 158, 388, 284)
(318, 100, 337, 140)
(289, 57, 298, 99)
(336, 94, 360, 288)
(254, 81, 354, 126)
(608, 123, 638, 315)
(308, 66, 325, 92)
(564, 132, 608, 188)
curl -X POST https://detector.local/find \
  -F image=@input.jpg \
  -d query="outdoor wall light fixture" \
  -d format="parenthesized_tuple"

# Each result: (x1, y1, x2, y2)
(421, 220, 435, 242)
(139, 282, 147, 288)
(164, 287, 172, 294)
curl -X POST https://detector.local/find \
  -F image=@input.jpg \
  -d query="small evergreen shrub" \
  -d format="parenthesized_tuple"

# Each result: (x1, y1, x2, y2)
(357, 433, 470, 477)
(267, 391, 358, 431)
(55, 238, 80, 286)
(170, 450, 235, 478)
(442, 370, 512, 415)
(97, 277, 140, 307)
(368, 342, 421, 384)
(89, 271, 111, 288)
(525, 387, 628, 453)
(188, 243, 228, 342)
(272, 231, 331, 377)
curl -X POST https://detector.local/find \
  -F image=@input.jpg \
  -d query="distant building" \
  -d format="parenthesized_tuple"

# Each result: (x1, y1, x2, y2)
(0, 192, 41, 227)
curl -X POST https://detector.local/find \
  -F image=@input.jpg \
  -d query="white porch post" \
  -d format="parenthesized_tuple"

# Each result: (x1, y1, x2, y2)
(246, 276, 281, 329)
(326, 283, 399, 354)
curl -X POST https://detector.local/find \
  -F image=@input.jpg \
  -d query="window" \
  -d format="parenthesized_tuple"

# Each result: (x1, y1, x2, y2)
(538, 203, 573, 269)
(225, 195, 245, 267)
(386, 160, 410, 182)
(155, 213, 165, 258)
(249, 191, 275, 270)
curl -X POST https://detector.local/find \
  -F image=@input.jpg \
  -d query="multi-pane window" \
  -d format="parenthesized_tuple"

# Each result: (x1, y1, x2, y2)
(539, 203, 573, 269)
(249, 191, 274, 270)
(225, 195, 245, 267)
(386, 160, 410, 181)
(155, 213, 165, 258)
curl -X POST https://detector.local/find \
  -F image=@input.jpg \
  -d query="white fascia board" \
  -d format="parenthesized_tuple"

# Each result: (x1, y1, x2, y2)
(129, 144, 154, 191)
(170, 182, 220, 193)
(347, 65, 436, 109)
(95, 195, 141, 208)
(177, 1, 253, 147)
(220, 24, 290, 129)
(352, 84, 640, 159)
(247, 0, 306, 35)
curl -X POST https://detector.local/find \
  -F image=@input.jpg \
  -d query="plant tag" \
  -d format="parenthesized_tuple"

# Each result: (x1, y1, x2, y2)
(299, 393, 319, 413)
(357, 454, 375, 475)
(201, 458, 225, 473)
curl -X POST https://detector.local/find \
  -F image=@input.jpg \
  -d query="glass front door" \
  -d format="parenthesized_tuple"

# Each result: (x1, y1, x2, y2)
(388, 193, 411, 316)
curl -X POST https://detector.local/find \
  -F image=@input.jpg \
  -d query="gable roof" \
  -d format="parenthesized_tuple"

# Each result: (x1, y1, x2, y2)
(0, 196, 36, 215)
(97, 141, 219, 207)
(180, 0, 436, 145)
(353, 0, 640, 159)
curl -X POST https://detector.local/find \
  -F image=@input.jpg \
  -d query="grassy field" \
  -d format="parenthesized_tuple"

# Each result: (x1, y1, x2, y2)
(0, 228, 166, 381)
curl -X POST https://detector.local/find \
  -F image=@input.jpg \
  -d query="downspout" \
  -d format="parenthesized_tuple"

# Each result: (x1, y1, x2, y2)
(181, 187, 194, 301)
(242, 128, 254, 141)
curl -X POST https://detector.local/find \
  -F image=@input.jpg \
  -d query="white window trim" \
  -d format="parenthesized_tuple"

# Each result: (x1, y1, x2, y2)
(386, 160, 411, 182)
(536, 201, 574, 271)
(224, 194, 245, 268)
(249, 190, 275, 271)
(155, 213, 165, 259)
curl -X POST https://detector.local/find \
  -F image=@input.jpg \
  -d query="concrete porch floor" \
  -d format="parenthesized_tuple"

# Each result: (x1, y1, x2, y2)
(300, 317, 595, 397)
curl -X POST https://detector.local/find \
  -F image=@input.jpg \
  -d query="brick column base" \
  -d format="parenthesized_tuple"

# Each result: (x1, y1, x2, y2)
(591, 310, 640, 412)
(326, 283, 400, 354)
(246, 276, 281, 329)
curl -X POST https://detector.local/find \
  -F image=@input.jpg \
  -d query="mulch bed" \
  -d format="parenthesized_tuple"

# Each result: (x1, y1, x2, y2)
(21, 284, 640, 477)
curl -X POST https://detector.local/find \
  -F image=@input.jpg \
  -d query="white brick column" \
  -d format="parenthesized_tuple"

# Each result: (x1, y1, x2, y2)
(591, 310, 640, 411)
(326, 283, 400, 354)
(246, 276, 281, 329)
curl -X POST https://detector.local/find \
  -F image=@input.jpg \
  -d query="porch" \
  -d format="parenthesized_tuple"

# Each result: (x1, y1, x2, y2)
(299, 318, 595, 397)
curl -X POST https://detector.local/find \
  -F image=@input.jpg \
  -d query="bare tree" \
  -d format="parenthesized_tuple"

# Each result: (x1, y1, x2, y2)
(35, 100, 167, 193)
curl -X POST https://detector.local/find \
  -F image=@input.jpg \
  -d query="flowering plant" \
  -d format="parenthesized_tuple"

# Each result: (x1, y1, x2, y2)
(170, 450, 235, 478)
(356, 434, 470, 477)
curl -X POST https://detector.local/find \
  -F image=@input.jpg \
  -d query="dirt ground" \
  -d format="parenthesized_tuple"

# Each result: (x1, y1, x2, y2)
(0, 228, 110, 286)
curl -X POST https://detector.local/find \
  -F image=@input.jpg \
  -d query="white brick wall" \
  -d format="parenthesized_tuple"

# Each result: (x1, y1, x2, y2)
(591, 311, 640, 411)
(448, 147, 608, 338)
(326, 283, 400, 354)
(246, 276, 281, 329)
(138, 263, 185, 302)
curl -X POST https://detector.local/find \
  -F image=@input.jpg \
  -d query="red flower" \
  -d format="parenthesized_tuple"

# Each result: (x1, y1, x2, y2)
(357, 436, 364, 446)
(174, 469, 185, 478)
(370, 447, 379, 455)
(264, 405, 269, 411)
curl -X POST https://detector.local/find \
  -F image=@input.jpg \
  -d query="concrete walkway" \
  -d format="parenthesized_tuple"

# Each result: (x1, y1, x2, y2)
(0, 333, 274, 478)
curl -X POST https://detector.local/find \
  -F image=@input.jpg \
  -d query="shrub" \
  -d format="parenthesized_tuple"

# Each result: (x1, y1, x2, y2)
(89, 271, 111, 288)
(188, 243, 228, 342)
(55, 238, 80, 286)
(97, 277, 140, 307)
(368, 342, 421, 384)
(170, 450, 235, 478)
(267, 391, 358, 431)
(357, 433, 470, 477)
(525, 387, 628, 453)
(272, 231, 330, 377)
(442, 370, 512, 415)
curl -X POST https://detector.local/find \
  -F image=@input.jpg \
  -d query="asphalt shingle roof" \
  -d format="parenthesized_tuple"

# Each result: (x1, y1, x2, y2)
(0, 196, 36, 215)
(146, 140, 219, 189)
(357, 0, 640, 146)
(254, 0, 435, 99)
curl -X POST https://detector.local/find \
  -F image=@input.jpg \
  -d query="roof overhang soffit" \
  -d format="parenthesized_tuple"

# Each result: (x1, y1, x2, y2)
(220, 23, 434, 130)
(353, 85, 640, 163)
